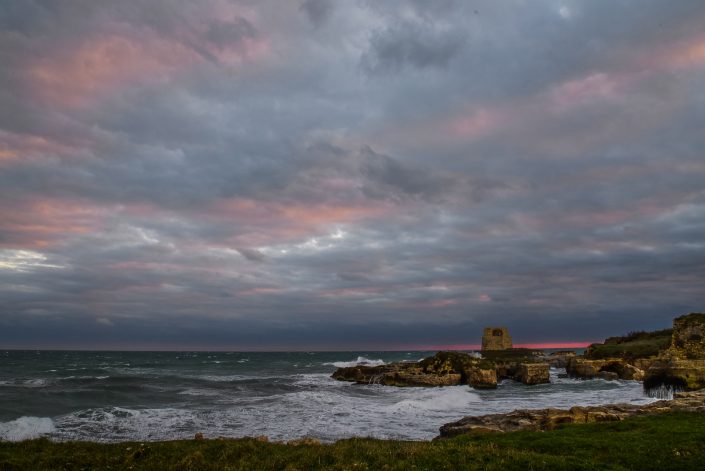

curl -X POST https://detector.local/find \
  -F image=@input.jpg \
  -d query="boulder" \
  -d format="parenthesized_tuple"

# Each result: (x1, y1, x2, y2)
(542, 351, 576, 368)
(566, 357, 644, 381)
(465, 367, 497, 389)
(515, 363, 550, 385)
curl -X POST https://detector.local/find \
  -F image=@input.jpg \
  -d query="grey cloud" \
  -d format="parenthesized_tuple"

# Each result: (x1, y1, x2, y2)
(236, 247, 266, 262)
(1, 0, 704, 349)
(204, 18, 258, 49)
(300, 0, 333, 27)
(361, 20, 466, 74)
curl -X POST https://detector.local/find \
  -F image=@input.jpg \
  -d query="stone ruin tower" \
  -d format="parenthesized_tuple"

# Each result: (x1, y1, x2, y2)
(482, 327, 513, 351)
(668, 313, 705, 359)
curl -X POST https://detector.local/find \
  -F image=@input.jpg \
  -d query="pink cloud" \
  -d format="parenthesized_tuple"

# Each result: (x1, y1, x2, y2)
(0, 198, 106, 249)
(26, 16, 268, 109)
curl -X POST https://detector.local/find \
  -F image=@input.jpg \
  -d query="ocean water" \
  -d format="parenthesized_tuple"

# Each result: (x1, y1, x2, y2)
(0, 350, 657, 443)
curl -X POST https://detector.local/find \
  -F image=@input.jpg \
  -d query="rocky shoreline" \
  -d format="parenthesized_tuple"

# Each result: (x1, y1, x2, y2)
(438, 388, 705, 438)
(331, 349, 556, 389)
(331, 312, 705, 396)
(330, 312, 705, 440)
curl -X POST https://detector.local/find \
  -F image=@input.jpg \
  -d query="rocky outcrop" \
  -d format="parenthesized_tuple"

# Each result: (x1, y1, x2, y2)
(566, 357, 645, 381)
(667, 313, 705, 359)
(643, 313, 705, 393)
(331, 351, 550, 388)
(644, 359, 705, 392)
(464, 367, 497, 389)
(330, 362, 462, 387)
(438, 389, 705, 438)
(515, 363, 550, 385)
(540, 351, 576, 368)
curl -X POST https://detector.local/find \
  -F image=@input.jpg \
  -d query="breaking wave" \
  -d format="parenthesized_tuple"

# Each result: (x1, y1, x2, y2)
(323, 356, 386, 368)
(0, 416, 56, 441)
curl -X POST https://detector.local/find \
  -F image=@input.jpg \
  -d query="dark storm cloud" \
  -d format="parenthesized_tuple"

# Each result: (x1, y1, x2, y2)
(1, 0, 704, 349)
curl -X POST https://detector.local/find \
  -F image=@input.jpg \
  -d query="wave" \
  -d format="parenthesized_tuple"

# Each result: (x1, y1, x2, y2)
(0, 378, 51, 388)
(0, 416, 56, 441)
(386, 386, 482, 413)
(323, 356, 386, 368)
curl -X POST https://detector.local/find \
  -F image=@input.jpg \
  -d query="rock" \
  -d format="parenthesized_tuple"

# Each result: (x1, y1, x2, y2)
(438, 388, 705, 438)
(542, 351, 576, 368)
(194, 433, 204, 440)
(331, 361, 462, 387)
(566, 357, 644, 381)
(597, 371, 619, 381)
(515, 363, 550, 385)
(644, 359, 705, 392)
(465, 367, 497, 389)
(643, 313, 705, 392)
(331, 350, 550, 388)
(669, 313, 705, 359)
(566, 358, 602, 378)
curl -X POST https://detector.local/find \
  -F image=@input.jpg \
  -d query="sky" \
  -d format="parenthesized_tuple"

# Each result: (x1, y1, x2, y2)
(1, 0, 704, 351)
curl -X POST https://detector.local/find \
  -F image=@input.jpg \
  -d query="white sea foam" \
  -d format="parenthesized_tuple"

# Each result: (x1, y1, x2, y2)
(386, 386, 482, 413)
(0, 416, 56, 441)
(323, 356, 386, 368)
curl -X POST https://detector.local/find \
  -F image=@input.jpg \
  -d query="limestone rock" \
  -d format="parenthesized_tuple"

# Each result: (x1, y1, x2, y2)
(465, 367, 497, 389)
(515, 363, 550, 385)
(566, 357, 644, 381)
(438, 389, 705, 438)
(542, 351, 576, 368)
(669, 313, 705, 359)
(643, 313, 705, 392)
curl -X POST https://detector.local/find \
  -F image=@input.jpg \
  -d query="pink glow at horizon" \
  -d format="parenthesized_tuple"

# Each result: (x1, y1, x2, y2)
(417, 342, 592, 351)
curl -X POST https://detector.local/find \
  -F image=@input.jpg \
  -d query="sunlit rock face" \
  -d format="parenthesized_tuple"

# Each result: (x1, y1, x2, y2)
(644, 313, 705, 393)
(670, 313, 705, 359)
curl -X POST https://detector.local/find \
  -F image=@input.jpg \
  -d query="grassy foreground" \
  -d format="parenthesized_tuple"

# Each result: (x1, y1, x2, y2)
(1, 412, 705, 470)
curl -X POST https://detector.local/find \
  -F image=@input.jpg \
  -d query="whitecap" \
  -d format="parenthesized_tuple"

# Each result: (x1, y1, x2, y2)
(386, 386, 482, 413)
(323, 356, 386, 368)
(0, 416, 56, 441)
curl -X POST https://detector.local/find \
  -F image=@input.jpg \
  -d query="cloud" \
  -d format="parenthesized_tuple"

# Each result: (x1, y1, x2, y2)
(236, 247, 266, 262)
(361, 19, 466, 74)
(0, 0, 704, 349)
(300, 0, 333, 27)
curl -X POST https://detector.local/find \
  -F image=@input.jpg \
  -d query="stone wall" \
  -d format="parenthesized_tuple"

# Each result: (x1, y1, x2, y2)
(482, 327, 513, 351)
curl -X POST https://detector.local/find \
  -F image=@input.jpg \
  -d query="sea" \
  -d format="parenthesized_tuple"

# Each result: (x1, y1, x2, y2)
(0, 350, 658, 443)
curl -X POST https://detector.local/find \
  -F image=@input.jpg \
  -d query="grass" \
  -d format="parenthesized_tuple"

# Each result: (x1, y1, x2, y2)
(586, 329, 672, 360)
(2, 412, 705, 470)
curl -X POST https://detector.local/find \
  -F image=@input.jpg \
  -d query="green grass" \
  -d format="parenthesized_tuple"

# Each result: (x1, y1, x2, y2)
(2, 412, 704, 470)
(586, 330, 672, 360)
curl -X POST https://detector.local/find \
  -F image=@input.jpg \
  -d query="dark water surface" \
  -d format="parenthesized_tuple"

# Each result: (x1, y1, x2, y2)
(0, 350, 655, 442)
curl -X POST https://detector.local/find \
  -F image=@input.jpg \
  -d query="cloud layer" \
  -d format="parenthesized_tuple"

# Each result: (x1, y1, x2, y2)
(1, 0, 704, 349)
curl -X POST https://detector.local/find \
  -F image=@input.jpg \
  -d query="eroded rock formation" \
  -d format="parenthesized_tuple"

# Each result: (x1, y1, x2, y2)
(643, 313, 705, 392)
(331, 351, 549, 388)
(438, 389, 705, 437)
